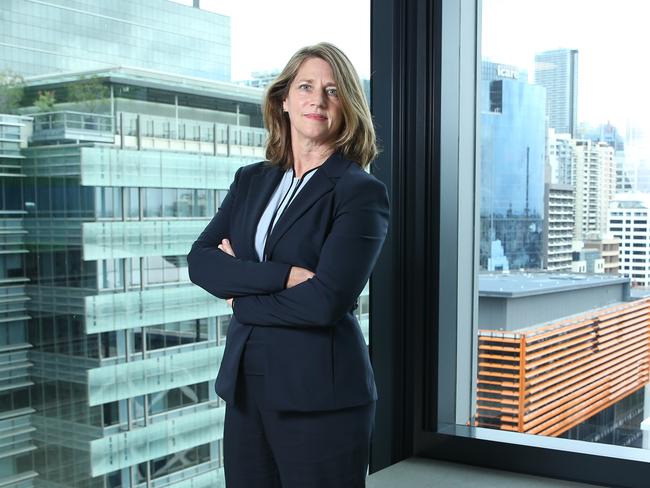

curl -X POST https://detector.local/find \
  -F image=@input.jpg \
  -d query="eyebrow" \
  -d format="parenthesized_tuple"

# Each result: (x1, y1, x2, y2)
(295, 78, 337, 86)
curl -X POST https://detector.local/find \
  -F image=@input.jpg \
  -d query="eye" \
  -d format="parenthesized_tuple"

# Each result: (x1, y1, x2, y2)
(298, 83, 311, 91)
(326, 87, 338, 97)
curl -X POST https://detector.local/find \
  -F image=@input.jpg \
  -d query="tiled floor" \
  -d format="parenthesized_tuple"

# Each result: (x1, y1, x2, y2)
(367, 458, 603, 488)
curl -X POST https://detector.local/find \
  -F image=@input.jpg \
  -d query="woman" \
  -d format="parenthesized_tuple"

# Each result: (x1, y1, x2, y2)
(187, 42, 389, 487)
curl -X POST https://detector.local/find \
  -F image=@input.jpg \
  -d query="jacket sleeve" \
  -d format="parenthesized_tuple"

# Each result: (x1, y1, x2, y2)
(187, 166, 292, 299)
(232, 176, 389, 327)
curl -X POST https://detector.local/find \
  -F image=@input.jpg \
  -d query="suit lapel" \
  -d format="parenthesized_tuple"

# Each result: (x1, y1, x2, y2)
(263, 152, 352, 260)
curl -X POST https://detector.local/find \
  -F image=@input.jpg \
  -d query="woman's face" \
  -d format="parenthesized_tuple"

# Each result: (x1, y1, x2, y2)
(283, 57, 343, 150)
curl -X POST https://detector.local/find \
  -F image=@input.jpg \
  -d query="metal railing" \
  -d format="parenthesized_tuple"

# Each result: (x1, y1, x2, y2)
(31, 111, 114, 141)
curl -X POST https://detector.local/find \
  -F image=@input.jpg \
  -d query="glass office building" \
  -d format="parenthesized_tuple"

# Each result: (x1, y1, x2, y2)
(480, 62, 547, 271)
(534, 48, 579, 138)
(0, 114, 36, 487)
(15, 67, 267, 487)
(4, 67, 372, 487)
(0, 0, 231, 81)
(0, 38, 377, 488)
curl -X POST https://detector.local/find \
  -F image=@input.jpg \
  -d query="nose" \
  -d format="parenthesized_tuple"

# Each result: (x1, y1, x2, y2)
(310, 89, 326, 108)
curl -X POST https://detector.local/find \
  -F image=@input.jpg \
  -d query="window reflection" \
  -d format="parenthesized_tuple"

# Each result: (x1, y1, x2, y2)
(475, 0, 650, 452)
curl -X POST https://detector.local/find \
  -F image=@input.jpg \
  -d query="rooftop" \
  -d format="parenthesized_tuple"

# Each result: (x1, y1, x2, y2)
(23, 66, 265, 106)
(610, 192, 650, 210)
(479, 272, 630, 298)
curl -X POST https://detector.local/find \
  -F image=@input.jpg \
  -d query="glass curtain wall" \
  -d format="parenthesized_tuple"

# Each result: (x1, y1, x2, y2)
(0, 1, 370, 487)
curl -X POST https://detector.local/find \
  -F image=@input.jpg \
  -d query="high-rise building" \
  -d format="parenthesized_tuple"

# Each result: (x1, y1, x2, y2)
(534, 48, 579, 137)
(2, 2, 238, 485)
(3, 65, 375, 488)
(480, 61, 546, 271)
(574, 140, 615, 240)
(547, 128, 576, 186)
(17, 67, 268, 488)
(581, 123, 630, 193)
(237, 70, 281, 89)
(623, 121, 650, 193)
(0, 0, 231, 81)
(0, 114, 36, 488)
(543, 183, 574, 271)
(609, 194, 650, 287)
(480, 62, 528, 85)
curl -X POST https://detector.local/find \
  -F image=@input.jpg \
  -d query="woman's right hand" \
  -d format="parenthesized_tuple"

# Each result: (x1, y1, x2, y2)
(286, 266, 315, 288)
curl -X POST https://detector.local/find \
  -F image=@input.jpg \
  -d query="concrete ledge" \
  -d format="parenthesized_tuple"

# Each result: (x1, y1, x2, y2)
(367, 458, 600, 488)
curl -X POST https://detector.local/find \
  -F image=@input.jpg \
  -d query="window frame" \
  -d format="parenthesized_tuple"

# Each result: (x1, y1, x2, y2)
(369, 0, 650, 486)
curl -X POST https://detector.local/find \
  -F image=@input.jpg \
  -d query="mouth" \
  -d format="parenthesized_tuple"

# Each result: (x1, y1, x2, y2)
(304, 113, 328, 121)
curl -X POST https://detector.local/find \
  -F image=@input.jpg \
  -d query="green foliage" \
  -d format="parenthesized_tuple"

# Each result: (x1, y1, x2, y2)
(34, 90, 56, 112)
(66, 75, 109, 113)
(0, 69, 25, 114)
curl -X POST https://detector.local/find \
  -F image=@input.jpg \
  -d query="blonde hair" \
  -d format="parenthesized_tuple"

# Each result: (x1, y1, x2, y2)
(263, 42, 377, 169)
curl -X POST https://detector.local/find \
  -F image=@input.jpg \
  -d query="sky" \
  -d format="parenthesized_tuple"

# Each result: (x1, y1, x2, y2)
(171, 0, 648, 144)
(482, 0, 650, 140)
(170, 0, 371, 80)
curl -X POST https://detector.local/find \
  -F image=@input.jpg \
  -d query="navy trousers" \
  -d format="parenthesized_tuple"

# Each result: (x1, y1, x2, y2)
(223, 339, 376, 488)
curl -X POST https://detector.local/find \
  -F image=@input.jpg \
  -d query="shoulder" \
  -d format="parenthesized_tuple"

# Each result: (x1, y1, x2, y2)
(235, 160, 276, 180)
(332, 160, 389, 214)
(336, 161, 388, 200)
(230, 160, 281, 189)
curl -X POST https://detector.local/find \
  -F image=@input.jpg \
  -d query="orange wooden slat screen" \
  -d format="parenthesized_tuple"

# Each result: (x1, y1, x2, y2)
(476, 298, 650, 436)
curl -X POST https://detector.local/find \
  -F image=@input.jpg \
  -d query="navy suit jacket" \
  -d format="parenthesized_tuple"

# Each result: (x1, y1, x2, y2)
(187, 152, 389, 411)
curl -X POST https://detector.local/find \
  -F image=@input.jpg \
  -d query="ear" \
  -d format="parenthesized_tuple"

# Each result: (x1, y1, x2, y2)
(282, 99, 288, 112)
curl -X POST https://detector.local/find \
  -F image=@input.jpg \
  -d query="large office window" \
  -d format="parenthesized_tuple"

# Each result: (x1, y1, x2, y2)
(369, 0, 649, 486)
(473, 0, 650, 454)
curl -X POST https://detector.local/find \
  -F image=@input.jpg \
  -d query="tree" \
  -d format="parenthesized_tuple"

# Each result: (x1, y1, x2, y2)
(34, 90, 56, 112)
(66, 75, 109, 113)
(0, 70, 25, 114)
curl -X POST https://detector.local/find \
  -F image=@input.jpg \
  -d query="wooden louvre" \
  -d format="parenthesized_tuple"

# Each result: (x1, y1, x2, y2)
(476, 298, 650, 436)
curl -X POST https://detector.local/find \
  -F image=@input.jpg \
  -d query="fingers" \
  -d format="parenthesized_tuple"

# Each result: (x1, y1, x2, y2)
(286, 266, 316, 288)
(217, 238, 235, 257)
(298, 266, 315, 279)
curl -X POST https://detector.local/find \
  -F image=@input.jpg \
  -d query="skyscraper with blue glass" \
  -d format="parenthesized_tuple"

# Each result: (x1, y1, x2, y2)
(480, 61, 546, 271)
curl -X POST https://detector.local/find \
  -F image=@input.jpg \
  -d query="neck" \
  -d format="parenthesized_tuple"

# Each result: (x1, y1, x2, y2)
(291, 138, 334, 179)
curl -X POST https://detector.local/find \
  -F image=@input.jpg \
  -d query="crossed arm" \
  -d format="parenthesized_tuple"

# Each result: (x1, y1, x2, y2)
(216, 238, 314, 307)
(188, 168, 389, 328)
(187, 167, 313, 300)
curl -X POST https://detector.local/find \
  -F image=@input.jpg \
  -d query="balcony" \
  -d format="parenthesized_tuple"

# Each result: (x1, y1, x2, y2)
(82, 219, 210, 260)
(84, 285, 230, 334)
(88, 343, 224, 406)
(0, 408, 36, 463)
(133, 462, 224, 488)
(31, 111, 114, 144)
(80, 146, 251, 189)
(0, 284, 30, 325)
(90, 403, 225, 476)
(0, 348, 32, 393)
(22, 143, 256, 192)
(0, 217, 27, 255)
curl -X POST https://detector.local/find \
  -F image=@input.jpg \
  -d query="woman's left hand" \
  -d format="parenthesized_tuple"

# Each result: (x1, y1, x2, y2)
(218, 238, 235, 257)
(218, 239, 236, 307)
